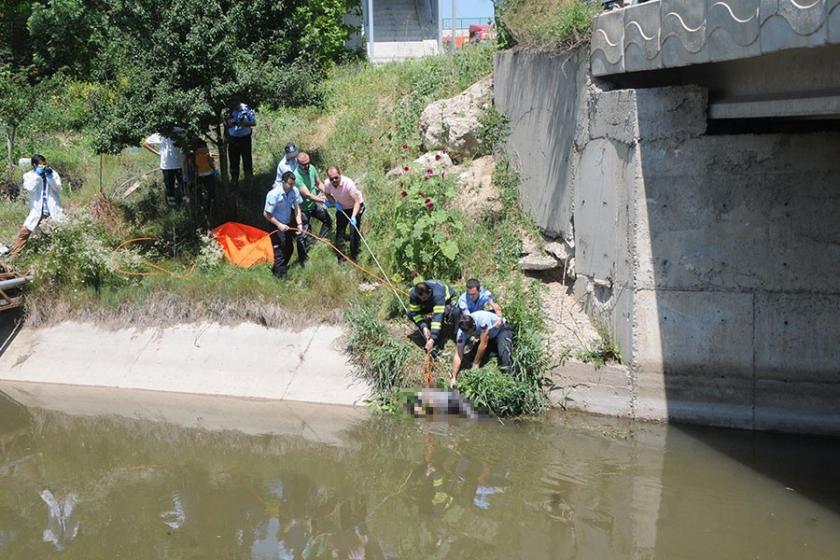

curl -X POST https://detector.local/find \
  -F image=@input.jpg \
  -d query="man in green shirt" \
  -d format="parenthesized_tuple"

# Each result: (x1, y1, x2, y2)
(294, 152, 332, 244)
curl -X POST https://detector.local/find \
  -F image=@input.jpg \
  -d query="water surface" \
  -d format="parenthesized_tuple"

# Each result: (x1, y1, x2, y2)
(0, 383, 838, 559)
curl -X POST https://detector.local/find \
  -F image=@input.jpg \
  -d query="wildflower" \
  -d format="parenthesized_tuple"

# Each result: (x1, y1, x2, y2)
(402, 143, 409, 151)
(403, 165, 409, 172)
(401, 190, 408, 197)
(426, 168, 434, 175)
(425, 198, 434, 210)
(435, 154, 442, 161)
(423, 176, 429, 181)
(420, 191, 426, 197)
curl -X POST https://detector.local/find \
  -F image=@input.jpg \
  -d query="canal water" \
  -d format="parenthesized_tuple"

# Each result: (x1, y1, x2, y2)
(0, 384, 838, 559)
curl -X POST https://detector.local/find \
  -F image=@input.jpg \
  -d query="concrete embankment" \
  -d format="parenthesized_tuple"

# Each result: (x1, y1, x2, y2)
(0, 321, 369, 407)
(495, 47, 840, 436)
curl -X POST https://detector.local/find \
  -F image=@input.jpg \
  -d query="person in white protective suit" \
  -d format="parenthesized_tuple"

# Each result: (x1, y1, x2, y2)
(10, 154, 65, 258)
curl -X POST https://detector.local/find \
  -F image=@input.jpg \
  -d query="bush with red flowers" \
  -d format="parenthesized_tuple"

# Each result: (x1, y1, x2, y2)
(390, 158, 461, 280)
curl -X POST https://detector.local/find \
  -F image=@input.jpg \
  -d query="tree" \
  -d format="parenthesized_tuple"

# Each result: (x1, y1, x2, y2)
(0, 65, 36, 192)
(27, 0, 107, 77)
(93, 0, 339, 207)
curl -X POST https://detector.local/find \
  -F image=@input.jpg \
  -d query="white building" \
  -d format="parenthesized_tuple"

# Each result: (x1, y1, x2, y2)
(359, 0, 443, 62)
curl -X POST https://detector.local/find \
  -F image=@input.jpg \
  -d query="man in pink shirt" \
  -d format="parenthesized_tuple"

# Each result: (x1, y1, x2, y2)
(324, 165, 365, 263)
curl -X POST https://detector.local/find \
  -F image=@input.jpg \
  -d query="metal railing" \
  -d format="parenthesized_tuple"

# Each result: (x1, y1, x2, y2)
(441, 17, 495, 30)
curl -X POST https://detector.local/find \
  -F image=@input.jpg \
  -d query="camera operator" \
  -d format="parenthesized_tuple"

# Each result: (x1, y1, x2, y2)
(224, 100, 257, 188)
(10, 154, 65, 259)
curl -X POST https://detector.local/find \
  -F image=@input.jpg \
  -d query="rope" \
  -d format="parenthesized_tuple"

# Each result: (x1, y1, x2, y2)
(337, 207, 411, 316)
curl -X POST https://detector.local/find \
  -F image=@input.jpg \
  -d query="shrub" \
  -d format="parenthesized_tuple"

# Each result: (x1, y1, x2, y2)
(390, 158, 462, 281)
(457, 364, 545, 416)
(345, 302, 415, 396)
(26, 212, 139, 289)
(476, 107, 511, 157)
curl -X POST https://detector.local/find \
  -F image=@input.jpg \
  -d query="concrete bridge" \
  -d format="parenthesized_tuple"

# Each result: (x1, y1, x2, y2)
(495, 0, 840, 435)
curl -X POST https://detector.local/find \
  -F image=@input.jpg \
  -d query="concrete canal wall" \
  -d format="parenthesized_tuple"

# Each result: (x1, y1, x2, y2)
(0, 322, 369, 407)
(495, 48, 840, 435)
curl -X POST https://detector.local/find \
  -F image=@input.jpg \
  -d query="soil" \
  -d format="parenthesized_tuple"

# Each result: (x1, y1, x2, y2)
(540, 279, 601, 366)
(453, 155, 501, 221)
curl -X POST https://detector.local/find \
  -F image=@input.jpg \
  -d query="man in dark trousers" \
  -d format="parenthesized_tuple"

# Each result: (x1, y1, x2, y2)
(225, 101, 256, 187)
(263, 171, 306, 277)
(406, 279, 459, 353)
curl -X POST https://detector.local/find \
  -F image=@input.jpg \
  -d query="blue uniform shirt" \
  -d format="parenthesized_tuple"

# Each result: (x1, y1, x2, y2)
(456, 310, 503, 348)
(227, 104, 256, 138)
(264, 186, 302, 225)
(458, 289, 495, 315)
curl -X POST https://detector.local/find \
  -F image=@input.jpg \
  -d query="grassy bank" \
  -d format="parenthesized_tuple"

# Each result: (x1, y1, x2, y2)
(1, 42, 551, 416)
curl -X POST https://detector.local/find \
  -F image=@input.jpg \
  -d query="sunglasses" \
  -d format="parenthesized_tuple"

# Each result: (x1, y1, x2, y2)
(299, 162, 310, 168)
(328, 176, 340, 182)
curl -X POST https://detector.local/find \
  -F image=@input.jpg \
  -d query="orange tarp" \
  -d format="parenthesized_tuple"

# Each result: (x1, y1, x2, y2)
(211, 222, 273, 268)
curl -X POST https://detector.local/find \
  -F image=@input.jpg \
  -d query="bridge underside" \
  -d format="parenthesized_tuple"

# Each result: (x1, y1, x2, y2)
(592, 0, 840, 121)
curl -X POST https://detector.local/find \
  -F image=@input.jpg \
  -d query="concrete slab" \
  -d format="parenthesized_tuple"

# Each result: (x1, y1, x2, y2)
(0, 322, 370, 406)
(754, 379, 840, 436)
(624, 1, 663, 72)
(754, 293, 840, 382)
(661, 0, 710, 67)
(548, 361, 634, 418)
(0, 381, 367, 446)
(705, 0, 761, 62)
(633, 290, 754, 378)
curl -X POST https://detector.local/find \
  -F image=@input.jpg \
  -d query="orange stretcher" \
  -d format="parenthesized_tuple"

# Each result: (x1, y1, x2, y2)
(211, 222, 273, 268)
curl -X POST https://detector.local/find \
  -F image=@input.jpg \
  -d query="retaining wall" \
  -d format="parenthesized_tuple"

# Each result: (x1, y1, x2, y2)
(495, 48, 840, 435)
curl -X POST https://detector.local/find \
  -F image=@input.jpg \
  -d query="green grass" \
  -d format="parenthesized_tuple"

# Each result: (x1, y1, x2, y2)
(499, 0, 600, 50)
(2, 42, 553, 416)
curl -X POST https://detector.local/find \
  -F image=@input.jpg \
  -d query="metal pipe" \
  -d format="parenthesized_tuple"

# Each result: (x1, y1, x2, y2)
(0, 276, 30, 290)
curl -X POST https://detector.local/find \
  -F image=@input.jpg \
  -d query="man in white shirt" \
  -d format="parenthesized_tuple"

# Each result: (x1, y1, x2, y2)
(275, 143, 299, 185)
(143, 132, 186, 206)
(10, 154, 65, 258)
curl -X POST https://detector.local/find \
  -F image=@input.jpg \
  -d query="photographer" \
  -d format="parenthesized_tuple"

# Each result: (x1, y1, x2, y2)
(10, 154, 65, 258)
(225, 101, 257, 188)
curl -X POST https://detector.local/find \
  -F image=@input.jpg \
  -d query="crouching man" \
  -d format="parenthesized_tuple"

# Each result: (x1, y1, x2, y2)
(450, 310, 514, 385)
(11, 154, 64, 259)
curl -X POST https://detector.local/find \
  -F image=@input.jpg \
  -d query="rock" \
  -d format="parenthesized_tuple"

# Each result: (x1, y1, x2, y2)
(414, 151, 453, 170)
(520, 235, 540, 257)
(518, 253, 560, 271)
(454, 155, 500, 221)
(386, 151, 453, 178)
(544, 241, 571, 262)
(420, 75, 493, 158)
(358, 282, 378, 293)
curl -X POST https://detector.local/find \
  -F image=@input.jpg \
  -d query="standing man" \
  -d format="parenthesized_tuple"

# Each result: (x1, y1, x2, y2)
(323, 165, 364, 264)
(450, 311, 514, 384)
(457, 278, 503, 322)
(225, 101, 257, 188)
(263, 171, 306, 277)
(406, 279, 459, 353)
(294, 152, 332, 241)
(275, 143, 299, 185)
(143, 132, 186, 206)
(10, 154, 64, 258)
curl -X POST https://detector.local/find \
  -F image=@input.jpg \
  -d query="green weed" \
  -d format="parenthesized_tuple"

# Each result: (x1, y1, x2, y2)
(500, 0, 599, 50)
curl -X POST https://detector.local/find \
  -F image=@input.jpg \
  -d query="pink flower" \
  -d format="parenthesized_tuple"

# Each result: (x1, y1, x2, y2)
(402, 143, 409, 151)
(426, 168, 434, 175)
(401, 190, 408, 197)
(425, 198, 434, 210)
(403, 166, 409, 172)
(435, 154, 442, 161)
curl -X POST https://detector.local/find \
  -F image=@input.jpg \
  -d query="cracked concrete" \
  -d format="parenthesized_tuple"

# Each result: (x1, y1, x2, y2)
(0, 322, 369, 407)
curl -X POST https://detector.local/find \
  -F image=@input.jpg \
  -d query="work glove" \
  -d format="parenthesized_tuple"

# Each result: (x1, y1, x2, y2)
(45, 168, 53, 178)
(349, 216, 357, 228)
(335, 201, 344, 212)
(324, 199, 335, 208)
